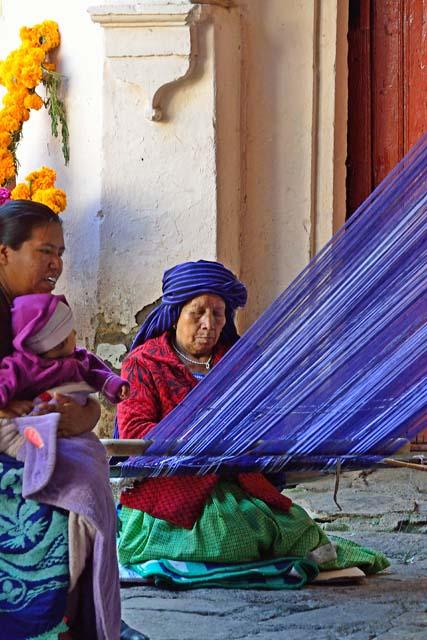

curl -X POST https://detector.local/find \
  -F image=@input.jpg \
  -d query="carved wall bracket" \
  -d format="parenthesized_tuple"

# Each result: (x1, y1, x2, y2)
(89, 2, 203, 121)
(191, 0, 232, 6)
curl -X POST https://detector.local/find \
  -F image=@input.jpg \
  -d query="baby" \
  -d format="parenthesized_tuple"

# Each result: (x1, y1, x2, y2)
(0, 293, 129, 410)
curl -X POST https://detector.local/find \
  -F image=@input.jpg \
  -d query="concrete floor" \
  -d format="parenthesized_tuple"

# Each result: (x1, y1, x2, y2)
(121, 468, 427, 640)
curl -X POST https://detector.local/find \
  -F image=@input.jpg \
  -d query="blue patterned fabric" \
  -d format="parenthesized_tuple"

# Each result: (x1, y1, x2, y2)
(120, 557, 318, 590)
(0, 454, 69, 639)
(131, 260, 248, 349)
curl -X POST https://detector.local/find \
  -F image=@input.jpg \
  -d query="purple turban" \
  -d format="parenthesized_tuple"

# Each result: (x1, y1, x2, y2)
(131, 260, 248, 350)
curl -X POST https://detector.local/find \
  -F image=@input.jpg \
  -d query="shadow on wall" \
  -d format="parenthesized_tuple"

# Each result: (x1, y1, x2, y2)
(238, 0, 314, 330)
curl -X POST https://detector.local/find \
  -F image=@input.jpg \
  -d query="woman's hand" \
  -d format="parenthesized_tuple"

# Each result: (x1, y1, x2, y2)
(0, 400, 34, 419)
(57, 394, 101, 437)
(36, 394, 101, 437)
(118, 384, 130, 401)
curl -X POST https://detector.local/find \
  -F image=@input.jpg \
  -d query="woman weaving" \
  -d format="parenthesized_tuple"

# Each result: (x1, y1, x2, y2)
(117, 260, 388, 588)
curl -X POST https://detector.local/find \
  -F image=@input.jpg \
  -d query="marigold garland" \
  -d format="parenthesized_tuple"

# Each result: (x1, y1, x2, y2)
(11, 166, 66, 214)
(0, 20, 69, 188)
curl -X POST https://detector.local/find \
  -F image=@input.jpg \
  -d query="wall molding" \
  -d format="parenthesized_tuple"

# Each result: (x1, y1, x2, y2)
(89, 2, 202, 121)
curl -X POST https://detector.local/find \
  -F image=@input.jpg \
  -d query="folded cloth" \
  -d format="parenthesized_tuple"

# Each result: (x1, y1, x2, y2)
(14, 413, 120, 640)
(122, 557, 319, 590)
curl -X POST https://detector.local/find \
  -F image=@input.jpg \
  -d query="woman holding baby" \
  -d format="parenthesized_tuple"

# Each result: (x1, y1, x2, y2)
(0, 200, 146, 640)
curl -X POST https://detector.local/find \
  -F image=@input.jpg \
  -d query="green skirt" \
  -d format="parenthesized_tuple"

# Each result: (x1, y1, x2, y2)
(118, 480, 388, 574)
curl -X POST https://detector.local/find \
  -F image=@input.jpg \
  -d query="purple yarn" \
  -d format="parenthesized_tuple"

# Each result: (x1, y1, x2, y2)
(121, 134, 427, 477)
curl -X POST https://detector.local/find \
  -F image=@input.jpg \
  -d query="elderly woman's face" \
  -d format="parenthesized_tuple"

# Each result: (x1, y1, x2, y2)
(175, 293, 226, 356)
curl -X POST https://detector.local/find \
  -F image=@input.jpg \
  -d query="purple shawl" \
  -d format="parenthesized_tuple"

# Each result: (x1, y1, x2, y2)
(16, 413, 121, 640)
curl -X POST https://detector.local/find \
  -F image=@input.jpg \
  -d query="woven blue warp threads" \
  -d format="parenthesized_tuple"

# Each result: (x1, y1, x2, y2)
(122, 134, 427, 478)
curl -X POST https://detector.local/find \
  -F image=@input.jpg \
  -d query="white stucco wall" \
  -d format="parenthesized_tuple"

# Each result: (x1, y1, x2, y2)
(0, 0, 103, 345)
(94, 10, 219, 333)
(1, 0, 347, 349)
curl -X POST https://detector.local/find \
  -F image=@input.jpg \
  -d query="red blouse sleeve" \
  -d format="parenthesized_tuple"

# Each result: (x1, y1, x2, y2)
(116, 353, 160, 439)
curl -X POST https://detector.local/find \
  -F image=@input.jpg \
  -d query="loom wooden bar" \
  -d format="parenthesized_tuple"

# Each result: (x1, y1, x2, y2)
(101, 439, 152, 456)
(381, 458, 427, 473)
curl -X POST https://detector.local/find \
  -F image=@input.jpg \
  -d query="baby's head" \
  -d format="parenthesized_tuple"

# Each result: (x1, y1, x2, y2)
(40, 328, 77, 359)
(26, 298, 76, 359)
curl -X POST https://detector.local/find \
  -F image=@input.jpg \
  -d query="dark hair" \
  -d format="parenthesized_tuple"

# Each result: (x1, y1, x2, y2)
(0, 200, 62, 250)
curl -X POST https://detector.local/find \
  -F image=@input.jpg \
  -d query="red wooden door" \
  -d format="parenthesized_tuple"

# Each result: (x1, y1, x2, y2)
(346, 0, 427, 446)
(347, 0, 427, 216)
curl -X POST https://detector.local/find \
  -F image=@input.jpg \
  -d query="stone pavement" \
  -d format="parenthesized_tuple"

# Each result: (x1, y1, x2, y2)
(120, 468, 427, 640)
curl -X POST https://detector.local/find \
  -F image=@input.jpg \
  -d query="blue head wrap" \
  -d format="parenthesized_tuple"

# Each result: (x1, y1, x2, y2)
(131, 260, 248, 349)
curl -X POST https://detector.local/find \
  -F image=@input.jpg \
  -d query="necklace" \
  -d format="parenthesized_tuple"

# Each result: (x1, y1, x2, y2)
(173, 342, 213, 370)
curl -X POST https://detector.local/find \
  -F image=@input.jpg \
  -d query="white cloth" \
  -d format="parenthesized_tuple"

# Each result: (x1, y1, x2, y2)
(26, 300, 74, 354)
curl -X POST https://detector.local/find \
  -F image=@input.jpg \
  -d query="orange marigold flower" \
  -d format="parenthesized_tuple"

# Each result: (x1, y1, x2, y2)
(37, 21, 60, 51)
(0, 147, 12, 161)
(20, 60, 43, 89)
(0, 109, 22, 133)
(19, 22, 60, 52)
(3, 88, 29, 108)
(30, 47, 46, 64)
(6, 104, 23, 121)
(0, 131, 12, 148)
(0, 152, 16, 185)
(32, 187, 66, 214)
(11, 182, 31, 200)
(19, 26, 41, 48)
(23, 92, 44, 111)
(26, 166, 57, 191)
(0, 58, 15, 87)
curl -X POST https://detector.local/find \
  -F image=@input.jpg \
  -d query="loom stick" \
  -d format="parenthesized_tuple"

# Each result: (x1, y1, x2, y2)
(102, 438, 152, 456)
(381, 458, 427, 472)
